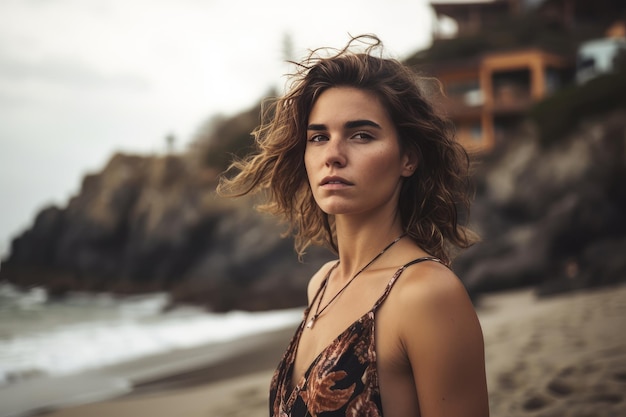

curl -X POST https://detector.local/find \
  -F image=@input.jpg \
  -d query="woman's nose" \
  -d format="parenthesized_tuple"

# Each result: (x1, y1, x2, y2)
(324, 138, 347, 167)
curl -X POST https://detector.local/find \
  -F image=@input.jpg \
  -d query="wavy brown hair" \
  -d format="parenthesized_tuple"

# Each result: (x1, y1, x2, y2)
(218, 35, 476, 265)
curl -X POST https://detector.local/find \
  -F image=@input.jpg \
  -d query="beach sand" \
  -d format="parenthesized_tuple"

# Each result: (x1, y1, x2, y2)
(41, 284, 626, 417)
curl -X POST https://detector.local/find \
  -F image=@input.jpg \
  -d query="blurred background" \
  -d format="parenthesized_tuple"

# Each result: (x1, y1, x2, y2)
(1, 0, 625, 416)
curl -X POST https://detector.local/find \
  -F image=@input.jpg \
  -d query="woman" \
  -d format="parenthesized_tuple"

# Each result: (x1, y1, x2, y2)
(218, 35, 488, 417)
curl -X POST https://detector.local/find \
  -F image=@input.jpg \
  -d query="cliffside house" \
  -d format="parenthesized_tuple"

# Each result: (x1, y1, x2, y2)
(426, 47, 571, 152)
(576, 21, 626, 85)
(431, 0, 524, 39)
(428, 0, 572, 152)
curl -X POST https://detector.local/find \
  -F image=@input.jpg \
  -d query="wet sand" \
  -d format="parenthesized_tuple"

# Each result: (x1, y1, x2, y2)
(41, 284, 626, 417)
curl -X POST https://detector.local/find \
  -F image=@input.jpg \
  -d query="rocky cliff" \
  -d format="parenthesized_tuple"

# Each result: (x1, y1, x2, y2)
(0, 153, 331, 311)
(455, 109, 626, 297)
(2, 108, 625, 310)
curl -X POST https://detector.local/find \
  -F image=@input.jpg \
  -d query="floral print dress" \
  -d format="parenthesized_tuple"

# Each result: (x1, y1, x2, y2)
(269, 257, 441, 417)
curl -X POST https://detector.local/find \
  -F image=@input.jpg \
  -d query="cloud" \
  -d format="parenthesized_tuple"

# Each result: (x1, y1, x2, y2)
(0, 0, 436, 256)
(0, 51, 150, 91)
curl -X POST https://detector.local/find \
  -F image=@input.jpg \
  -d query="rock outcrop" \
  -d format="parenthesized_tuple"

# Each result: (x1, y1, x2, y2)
(0, 153, 332, 311)
(454, 110, 626, 296)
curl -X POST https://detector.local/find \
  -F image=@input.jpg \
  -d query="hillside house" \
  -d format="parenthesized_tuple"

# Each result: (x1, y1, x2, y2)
(431, 0, 522, 39)
(427, 48, 571, 152)
(576, 22, 626, 84)
(428, 0, 572, 152)
(426, 0, 624, 152)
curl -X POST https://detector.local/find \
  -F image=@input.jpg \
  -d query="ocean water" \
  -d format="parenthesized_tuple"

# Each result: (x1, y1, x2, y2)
(0, 282, 303, 387)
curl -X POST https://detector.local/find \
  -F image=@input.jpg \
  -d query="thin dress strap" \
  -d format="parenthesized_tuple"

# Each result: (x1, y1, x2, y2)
(371, 256, 444, 312)
(305, 260, 340, 315)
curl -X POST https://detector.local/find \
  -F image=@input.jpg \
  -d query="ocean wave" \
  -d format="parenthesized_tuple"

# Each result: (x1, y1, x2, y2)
(0, 285, 302, 386)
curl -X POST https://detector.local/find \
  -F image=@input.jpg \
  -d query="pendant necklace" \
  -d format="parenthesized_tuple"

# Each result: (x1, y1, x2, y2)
(306, 232, 407, 329)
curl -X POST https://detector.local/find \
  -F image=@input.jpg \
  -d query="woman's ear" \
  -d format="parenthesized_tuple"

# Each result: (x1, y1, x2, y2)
(401, 150, 418, 177)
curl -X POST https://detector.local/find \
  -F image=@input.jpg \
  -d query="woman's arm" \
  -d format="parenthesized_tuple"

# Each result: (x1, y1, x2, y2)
(399, 262, 489, 417)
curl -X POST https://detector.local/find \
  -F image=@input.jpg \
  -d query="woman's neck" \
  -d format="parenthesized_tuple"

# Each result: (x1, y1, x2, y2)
(333, 216, 405, 282)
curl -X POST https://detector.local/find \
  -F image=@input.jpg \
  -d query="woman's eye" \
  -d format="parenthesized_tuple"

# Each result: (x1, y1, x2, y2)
(308, 134, 328, 142)
(353, 132, 373, 140)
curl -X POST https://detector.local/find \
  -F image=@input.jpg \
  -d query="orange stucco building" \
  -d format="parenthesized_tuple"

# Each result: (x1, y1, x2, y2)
(427, 0, 573, 152)
(430, 48, 571, 152)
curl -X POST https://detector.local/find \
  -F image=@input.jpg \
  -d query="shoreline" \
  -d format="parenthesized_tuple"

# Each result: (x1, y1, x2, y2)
(128, 326, 295, 395)
(10, 284, 626, 417)
(0, 326, 297, 417)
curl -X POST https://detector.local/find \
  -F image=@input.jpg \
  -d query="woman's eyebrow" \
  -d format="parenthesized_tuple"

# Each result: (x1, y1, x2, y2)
(345, 119, 381, 129)
(307, 123, 326, 131)
(307, 120, 382, 131)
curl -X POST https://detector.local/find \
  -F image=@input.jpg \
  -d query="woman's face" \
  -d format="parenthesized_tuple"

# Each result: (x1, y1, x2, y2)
(304, 87, 414, 217)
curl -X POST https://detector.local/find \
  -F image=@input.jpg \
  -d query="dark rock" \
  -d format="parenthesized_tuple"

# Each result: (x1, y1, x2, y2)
(1, 152, 333, 311)
(455, 109, 626, 296)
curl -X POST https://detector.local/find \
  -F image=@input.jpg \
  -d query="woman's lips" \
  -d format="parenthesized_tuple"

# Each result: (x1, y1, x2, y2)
(320, 176, 353, 189)
(321, 176, 353, 185)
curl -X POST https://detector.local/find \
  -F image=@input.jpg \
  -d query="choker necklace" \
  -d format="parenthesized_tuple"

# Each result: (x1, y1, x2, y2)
(306, 232, 407, 329)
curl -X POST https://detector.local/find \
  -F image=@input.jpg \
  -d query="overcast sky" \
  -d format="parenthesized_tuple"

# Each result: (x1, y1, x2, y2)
(0, 0, 439, 257)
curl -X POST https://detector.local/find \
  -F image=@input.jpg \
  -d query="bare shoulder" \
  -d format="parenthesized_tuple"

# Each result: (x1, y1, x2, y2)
(393, 260, 475, 318)
(306, 260, 338, 305)
(388, 259, 482, 349)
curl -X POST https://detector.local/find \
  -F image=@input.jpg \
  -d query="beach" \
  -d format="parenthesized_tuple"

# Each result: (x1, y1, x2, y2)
(38, 284, 626, 417)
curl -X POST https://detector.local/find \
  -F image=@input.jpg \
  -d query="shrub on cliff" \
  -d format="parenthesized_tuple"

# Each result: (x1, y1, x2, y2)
(189, 95, 275, 172)
(530, 67, 626, 146)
